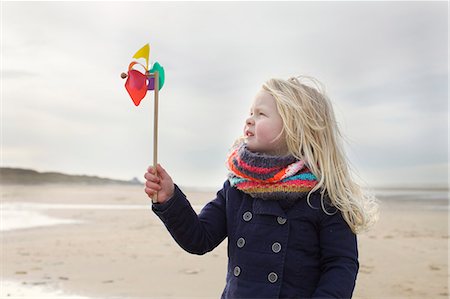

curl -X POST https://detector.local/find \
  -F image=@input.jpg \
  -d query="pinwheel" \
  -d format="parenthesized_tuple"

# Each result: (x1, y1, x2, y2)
(121, 44, 165, 203)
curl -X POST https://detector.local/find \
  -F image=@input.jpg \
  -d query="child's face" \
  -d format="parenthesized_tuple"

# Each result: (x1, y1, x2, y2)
(244, 90, 288, 155)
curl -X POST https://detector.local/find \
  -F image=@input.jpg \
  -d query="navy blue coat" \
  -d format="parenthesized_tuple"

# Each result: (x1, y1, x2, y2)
(152, 181, 359, 299)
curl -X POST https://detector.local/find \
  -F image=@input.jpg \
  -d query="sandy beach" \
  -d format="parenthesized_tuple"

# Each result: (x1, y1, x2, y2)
(1, 184, 448, 299)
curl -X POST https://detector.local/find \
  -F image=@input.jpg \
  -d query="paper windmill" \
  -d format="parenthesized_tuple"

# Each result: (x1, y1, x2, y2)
(121, 44, 165, 106)
(120, 43, 165, 203)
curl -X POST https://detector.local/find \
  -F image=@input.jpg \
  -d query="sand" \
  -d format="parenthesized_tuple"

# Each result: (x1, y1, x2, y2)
(1, 184, 448, 299)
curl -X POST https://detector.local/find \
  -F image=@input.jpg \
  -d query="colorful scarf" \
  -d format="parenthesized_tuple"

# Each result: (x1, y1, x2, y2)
(226, 142, 318, 202)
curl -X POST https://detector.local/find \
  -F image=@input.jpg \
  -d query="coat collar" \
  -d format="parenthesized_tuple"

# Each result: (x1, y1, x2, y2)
(252, 196, 287, 218)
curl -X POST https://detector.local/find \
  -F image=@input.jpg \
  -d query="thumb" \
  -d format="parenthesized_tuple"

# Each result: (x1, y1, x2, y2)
(156, 164, 170, 180)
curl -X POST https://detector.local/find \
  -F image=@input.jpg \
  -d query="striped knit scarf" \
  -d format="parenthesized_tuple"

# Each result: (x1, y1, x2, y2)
(226, 142, 318, 201)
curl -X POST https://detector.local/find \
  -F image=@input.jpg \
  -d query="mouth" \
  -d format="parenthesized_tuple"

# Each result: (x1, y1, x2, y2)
(245, 130, 254, 137)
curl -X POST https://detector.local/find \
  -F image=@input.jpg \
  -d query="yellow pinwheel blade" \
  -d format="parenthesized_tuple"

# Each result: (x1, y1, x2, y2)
(132, 44, 150, 70)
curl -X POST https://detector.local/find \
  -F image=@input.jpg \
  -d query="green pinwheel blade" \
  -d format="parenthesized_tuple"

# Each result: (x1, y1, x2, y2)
(150, 62, 165, 90)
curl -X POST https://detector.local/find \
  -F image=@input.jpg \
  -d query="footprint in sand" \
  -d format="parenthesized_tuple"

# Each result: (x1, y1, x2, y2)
(180, 268, 201, 275)
(31, 267, 42, 271)
(429, 264, 441, 271)
(359, 265, 374, 274)
(393, 283, 428, 297)
(31, 282, 47, 286)
(15, 271, 27, 275)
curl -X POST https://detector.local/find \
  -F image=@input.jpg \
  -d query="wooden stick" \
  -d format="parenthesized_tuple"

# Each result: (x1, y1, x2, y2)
(121, 70, 159, 203)
(152, 71, 159, 204)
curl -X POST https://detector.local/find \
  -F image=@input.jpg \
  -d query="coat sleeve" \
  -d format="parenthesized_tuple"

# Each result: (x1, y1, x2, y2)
(311, 203, 359, 299)
(152, 183, 228, 255)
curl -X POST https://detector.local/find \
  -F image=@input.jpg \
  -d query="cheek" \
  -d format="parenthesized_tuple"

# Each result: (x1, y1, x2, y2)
(255, 121, 280, 141)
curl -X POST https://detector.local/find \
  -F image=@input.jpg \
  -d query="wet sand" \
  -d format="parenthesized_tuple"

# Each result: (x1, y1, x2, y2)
(1, 184, 448, 298)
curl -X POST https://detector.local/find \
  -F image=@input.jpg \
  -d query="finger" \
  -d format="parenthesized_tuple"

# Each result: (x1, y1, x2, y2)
(144, 172, 160, 183)
(144, 187, 155, 197)
(147, 166, 156, 174)
(145, 180, 162, 190)
(156, 164, 169, 180)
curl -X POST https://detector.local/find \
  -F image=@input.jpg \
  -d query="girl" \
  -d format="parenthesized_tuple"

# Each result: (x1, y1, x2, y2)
(144, 76, 379, 299)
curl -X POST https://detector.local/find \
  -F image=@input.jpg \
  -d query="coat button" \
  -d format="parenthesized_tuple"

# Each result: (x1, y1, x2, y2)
(272, 242, 281, 253)
(277, 216, 287, 225)
(233, 266, 241, 277)
(243, 211, 253, 222)
(268, 272, 278, 283)
(237, 237, 245, 248)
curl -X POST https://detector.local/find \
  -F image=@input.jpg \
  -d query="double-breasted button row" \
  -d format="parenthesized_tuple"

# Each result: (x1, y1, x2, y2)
(234, 266, 278, 283)
(243, 211, 252, 222)
(237, 238, 280, 253)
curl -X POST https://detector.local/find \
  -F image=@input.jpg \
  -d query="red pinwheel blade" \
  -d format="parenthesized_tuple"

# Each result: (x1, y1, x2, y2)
(125, 69, 148, 106)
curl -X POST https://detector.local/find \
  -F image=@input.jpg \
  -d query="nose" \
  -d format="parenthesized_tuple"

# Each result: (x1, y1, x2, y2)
(246, 116, 254, 126)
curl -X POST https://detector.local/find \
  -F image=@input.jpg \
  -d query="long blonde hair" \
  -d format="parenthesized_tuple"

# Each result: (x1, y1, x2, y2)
(262, 76, 379, 234)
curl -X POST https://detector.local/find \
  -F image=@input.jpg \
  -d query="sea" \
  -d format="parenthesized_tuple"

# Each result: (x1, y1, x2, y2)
(371, 187, 449, 210)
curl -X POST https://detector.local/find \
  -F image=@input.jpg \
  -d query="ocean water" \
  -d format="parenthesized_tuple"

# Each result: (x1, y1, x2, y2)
(1, 189, 447, 232)
(373, 188, 449, 201)
(1, 202, 204, 232)
(1, 280, 94, 299)
(373, 188, 449, 210)
(1, 208, 82, 231)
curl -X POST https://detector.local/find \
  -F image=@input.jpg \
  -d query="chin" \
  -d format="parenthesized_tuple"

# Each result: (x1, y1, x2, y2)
(247, 146, 267, 154)
(245, 143, 258, 153)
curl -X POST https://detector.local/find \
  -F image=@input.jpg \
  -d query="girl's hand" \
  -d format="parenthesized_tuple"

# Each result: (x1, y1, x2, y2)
(144, 164, 174, 204)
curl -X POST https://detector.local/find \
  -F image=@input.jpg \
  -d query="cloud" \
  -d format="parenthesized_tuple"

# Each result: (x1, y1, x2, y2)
(2, 1, 447, 188)
(2, 70, 38, 79)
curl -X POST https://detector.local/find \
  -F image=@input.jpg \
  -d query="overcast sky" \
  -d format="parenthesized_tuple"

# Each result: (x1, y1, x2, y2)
(2, 1, 448, 189)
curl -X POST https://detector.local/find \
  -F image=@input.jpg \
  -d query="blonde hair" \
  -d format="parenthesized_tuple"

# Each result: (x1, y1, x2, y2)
(262, 75, 379, 234)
